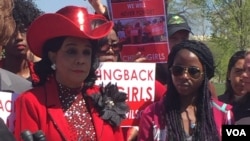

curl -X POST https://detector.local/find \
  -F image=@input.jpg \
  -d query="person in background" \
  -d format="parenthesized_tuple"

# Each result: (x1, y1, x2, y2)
(156, 13, 218, 99)
(138, 40, 234, 141)
(167, 14, 191, 50)
(0, 0, 32, 95)
(14, 6, 128, 141)
(243, 50, 250, 92)
(219, 50, 250, 123)
(1, 0, 43, 83)
(97, 30, 124, 62)
(89, 1, 166, 140)
(89, 0, 109, 20)
(239, 50, 250, 124)
(156, 13, 192, 86)
(91, 18, 123, 62)
(0, 0, 16, 141)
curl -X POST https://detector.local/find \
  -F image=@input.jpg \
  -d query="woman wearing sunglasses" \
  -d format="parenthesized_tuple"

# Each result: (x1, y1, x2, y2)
(97, 28, 123, 62)
(138, 40, 234, 141)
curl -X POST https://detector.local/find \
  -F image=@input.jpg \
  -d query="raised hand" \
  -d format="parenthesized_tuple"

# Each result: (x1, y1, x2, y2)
(88, 0, 106, 14)
(133, 52, 147, 62)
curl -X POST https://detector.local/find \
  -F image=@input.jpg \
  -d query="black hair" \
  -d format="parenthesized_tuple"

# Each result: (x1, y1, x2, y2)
(33, 36, 99, 90)
(164, 40, 219, 140)
(155, 63, 168, 84)
(13, 0, 43, 31)
(222, 50, 246, 103)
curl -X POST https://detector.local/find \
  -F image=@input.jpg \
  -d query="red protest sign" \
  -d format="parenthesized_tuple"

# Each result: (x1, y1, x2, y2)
(107, 0, 169, 63)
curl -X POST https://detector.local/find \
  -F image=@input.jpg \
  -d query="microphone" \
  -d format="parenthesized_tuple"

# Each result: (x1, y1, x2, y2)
(21, 130, 33, 141)
(21, 130, 46, 141)
(33, 130, 46, 141)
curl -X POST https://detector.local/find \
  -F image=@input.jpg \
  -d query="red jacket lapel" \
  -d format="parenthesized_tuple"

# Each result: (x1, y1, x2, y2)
(45, 78, 72, 140)
(86, 86, 105, 140)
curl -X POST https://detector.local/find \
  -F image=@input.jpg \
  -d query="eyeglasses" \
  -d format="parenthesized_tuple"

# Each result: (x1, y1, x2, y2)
(99, 42, 122, 54)
(170, 65, 203, 79)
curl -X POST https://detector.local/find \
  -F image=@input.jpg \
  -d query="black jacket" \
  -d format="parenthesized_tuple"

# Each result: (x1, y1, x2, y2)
(0, 118, 16, 141)
(219, 94, 250, 122)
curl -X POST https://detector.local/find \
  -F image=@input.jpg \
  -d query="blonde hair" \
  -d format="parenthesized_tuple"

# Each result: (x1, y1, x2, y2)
(0, 0, 15, 46)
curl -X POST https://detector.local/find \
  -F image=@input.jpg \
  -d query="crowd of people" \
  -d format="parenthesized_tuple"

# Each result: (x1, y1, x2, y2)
(0, 0, 250, 141)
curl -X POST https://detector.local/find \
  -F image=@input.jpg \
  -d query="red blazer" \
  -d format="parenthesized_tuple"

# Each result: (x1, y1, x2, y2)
(14, 77, 124, 141)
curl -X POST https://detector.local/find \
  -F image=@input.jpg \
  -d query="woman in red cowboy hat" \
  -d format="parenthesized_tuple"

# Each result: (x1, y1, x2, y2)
(14, 6, 129, 141)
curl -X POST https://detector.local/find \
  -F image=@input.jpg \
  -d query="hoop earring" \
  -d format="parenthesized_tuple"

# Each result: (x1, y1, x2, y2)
(51, 64, 56, 70)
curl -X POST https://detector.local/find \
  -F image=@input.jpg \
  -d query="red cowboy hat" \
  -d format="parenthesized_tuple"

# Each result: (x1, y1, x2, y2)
(27, 6, 114, 57)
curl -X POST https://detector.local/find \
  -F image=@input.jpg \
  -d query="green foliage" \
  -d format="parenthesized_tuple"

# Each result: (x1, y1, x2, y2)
(167, 0, 250, 83)
(214, 83, 225, 96)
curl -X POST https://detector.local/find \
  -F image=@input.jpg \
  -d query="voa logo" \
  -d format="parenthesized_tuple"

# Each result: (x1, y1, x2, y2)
(226, 129, 246, 136)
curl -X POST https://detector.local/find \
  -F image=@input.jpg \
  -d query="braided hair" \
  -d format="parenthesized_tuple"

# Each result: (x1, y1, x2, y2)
(164, 40, 219, 141)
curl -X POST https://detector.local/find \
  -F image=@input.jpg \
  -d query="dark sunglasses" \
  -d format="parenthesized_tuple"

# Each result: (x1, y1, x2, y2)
(170, 65, 203, 79)
(98, 42, 122, 54)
